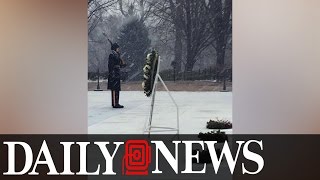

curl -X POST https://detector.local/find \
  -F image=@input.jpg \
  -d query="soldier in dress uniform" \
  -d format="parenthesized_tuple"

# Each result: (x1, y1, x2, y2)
(107, 42, 126, 108)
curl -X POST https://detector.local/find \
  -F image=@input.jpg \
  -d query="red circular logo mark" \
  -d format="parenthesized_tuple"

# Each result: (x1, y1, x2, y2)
(122, 140, 151, 176)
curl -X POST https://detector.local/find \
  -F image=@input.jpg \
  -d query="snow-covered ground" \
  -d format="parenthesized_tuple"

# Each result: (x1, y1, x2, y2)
(88, 91, 232, 134)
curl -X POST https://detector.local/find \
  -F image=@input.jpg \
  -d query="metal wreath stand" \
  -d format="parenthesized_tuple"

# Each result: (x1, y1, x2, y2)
(144, 56, 180, 135)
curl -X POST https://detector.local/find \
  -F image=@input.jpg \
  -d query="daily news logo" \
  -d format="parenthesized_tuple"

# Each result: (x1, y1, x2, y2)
(1, 139, 264, 176)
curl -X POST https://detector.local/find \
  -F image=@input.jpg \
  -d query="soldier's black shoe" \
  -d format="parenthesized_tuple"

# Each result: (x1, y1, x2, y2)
(113, 104, 124, 108)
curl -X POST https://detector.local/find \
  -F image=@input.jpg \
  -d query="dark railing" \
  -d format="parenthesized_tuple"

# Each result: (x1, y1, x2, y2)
(159, 67, 232, 82)
(88, 67, 232, 82)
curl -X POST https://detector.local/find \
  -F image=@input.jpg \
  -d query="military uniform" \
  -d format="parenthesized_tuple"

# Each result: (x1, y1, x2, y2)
(107, 43, 125, 108)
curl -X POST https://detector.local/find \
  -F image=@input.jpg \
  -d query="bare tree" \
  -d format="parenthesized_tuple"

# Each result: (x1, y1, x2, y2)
(150, 0, 220, 72)
(148, 0, 183, 71)
(180, 0, 216, 72)
(209, 0, 232, 70)
(88, 0, 117, 35)
(117, 0, 157, 22)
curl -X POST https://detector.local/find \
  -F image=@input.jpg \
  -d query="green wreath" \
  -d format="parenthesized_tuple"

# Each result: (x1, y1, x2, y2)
(142, 50, 159, 97)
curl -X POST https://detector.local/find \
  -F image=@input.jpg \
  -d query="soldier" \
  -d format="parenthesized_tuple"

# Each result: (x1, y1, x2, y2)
(108, 42, 126, 108)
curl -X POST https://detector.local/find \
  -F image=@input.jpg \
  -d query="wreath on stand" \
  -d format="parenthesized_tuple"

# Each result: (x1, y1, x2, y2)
(142, 50, 159, 97)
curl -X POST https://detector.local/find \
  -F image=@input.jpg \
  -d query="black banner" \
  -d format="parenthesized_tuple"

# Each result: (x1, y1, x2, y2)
(0, 135, 319, 179)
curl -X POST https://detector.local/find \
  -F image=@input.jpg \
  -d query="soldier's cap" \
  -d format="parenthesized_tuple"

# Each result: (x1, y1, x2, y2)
(111, 43, 120, 50)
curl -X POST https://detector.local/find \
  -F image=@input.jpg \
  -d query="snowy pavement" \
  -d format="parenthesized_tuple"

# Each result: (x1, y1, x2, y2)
(88, 91, 232, 134)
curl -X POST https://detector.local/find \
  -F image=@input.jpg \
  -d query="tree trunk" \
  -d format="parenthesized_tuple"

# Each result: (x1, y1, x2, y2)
(213, 0, 232, 81)
(169, 0, 184, 72)
(173, 2, 183, 72)
(185, 53, 196, 72)
(184, 0, 194, 73)
(185, 62, 195, 72)
(216, 39, 226, 69)
(185, 55, 196, 80)
(174, 25, 183, 72)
